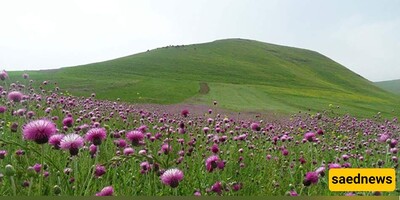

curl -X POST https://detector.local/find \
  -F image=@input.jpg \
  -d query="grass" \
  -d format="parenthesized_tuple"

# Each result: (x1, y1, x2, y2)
(0, 69, 399, 196)
(8, 38, 400, 118)
(375, 79, 400, 95)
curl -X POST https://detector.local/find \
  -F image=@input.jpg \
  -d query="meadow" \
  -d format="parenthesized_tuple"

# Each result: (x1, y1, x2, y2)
(0, 71, 398, 196)
(9, 39, 400, 119)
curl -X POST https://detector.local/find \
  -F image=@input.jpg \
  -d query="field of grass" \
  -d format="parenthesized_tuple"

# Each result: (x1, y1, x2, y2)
(8, 39, 400, 118)
(375, 79, 400, 95)
(0, 75, 398, 196)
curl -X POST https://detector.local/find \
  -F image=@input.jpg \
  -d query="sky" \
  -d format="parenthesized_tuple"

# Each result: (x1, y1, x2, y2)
(0, 0, 399, 82)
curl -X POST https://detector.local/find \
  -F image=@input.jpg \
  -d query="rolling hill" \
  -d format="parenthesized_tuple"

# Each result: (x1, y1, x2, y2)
(375, 79, 400, 95)
(8, 38, 400, 117)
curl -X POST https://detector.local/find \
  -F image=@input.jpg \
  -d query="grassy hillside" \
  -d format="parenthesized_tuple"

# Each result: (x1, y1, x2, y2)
(8, 39, 400, 117)
(375, 79, 400, 95)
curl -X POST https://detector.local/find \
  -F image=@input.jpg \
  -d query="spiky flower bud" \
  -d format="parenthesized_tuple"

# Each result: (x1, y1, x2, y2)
(5, 164, 16, 177)
(27, 166, 36, 177)
(53, 185, 62, 195)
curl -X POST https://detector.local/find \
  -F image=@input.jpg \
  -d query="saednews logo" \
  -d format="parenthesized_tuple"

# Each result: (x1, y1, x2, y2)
(329, 168, 396, 191)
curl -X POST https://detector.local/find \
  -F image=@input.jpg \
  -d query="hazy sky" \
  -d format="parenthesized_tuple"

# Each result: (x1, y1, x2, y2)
(1, 0, 399, 81)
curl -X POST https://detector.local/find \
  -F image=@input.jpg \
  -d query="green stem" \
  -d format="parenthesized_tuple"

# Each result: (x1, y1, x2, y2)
(83, 145, 99, 195)
(28, 177, 33, 196)
(10, 176, 16, 196)
(74, 157, 78, 196)
(0, 138, 61, 172)
(38, 145, 44, 195)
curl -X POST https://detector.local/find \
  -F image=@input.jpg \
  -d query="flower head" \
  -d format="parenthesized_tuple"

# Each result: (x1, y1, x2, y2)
(85, 128, 107, 145)
(181, 109, 189, 117)
(123, 147, 134, 156)
(126, 130, 144, 146)
(304, 132, 316, 142)
(95, 165, 106, 178)
(62, 117, 74, 127)
(161, 143, 172, 155)
(22, 73, 29, 79)
(95, 186, 114, 196)
(60, 134, 84, 156)
(328, 163, 341, 169)
(23, 119, 57, 144)
(250, 122, 261, 131)
(160, 168, 184, 188)
(303, 171, 319, 186)
(0, 150, 7, 159)
(49, 134, 65, 149)
(8, 91, 23, 103)
(210, 181, 222, 195)
(0, 70, 8, 80)
(205, 155, 221, 172)
(0, 106, 6, 113)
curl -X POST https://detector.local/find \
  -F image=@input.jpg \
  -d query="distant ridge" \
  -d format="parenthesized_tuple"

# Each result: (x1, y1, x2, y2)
(375, 79, 400, 95)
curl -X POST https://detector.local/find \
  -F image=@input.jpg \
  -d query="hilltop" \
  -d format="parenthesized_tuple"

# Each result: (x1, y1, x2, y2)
(9, 39, 400, 117)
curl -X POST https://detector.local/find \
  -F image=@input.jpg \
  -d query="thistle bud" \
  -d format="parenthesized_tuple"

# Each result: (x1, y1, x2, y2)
(53, 185, 62, 195)
(5, 164, 16, 177)
(27, 166, 36, 177)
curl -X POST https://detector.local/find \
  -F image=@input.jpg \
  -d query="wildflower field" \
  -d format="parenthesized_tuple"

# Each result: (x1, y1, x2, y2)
(0, 71, 398, 196)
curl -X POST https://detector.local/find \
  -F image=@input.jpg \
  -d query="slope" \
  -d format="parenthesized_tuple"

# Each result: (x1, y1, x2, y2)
(375, 79, 400, 95)
(8, 38, 400, 117)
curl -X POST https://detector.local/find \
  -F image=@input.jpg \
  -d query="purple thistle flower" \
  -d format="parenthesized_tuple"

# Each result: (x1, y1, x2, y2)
(138, 125, 147, 133)
(389, 139, 398, 148)
(15, 149, 25, 156)
(95, 186, 114, 196)
(205, 155, 220, 172)
(232, 182, 242, 191)
(89, 144, 97, 157)
(0, 150, 7, 159)
(60, 133, 84, 156)
(328, 163, 341, 169)
(62, 117, 74, 128)
(315, 166, 326, 177)
(161, 143, 172, 155)
(22, 119, 57, 144)
(342, 154, 350, 161)
(0, 70, 8, 80)
(22, 73, 29, 79)
(160, 168, 184, 188)
(211, 144, 219, 154)
(379, 134, 390, 143)
(126, 130, 144, 146)
(49, 134, 65, 149)
(95, 165, 106, 178)
(0, 106, 6, 113)
(140, 161, 151, 174)
(181, 109, 189, 117)
(33, 163, 42, 173)
(8, 91, 23, 102)
(194, 190, 202, 196)
(85, 128, 107, 145)
(210, 181, 222, 195)
(287, 190, 298, 196)
(282, 149, 289, 156)
(250, 122, 261, 131)
(303, 172, 319, 186)
(304, 132, 316, 142)
(123, 147, 134, 156)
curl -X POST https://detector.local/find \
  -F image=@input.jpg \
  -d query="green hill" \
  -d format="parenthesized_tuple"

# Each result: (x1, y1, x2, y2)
(375, 79, 400, 95)
(8, 38, 400, 117)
